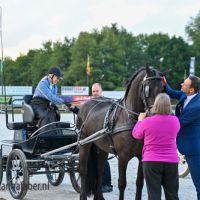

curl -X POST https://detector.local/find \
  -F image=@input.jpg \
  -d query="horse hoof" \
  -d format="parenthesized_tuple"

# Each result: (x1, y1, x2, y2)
(93, 196, 105, 200)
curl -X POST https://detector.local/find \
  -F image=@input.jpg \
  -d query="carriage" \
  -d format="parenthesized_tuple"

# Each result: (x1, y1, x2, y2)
(0, 95, 81, 199)
(0, 66, 189, 200)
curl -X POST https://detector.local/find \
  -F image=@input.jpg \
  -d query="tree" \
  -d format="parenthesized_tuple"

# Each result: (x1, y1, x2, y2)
(2, 23, 193, 90)
(136, 33, 191, 88)
(185, 11, 200, 75)
(64, 32, 97, 87)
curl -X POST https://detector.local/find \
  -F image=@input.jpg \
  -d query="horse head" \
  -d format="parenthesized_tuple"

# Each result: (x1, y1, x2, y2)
(125, 65, 165, 114)
(141, 65, 165, 110)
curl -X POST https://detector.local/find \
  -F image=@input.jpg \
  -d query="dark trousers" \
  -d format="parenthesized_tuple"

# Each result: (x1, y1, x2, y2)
(31, 97, 60, 128)
(143, 161, 179, 200)
(186, 155, 200, 200)
(102, 160, 112, 186)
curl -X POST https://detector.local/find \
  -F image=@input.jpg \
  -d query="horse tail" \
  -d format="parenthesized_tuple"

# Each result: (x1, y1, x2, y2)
(86, 144, 98, 196)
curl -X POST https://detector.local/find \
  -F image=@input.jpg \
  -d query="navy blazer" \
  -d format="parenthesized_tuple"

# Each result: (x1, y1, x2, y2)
(166, 84, 200, 155)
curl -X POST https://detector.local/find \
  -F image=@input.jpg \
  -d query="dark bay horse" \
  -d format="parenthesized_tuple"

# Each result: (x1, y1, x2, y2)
(77, 66, 164, 200)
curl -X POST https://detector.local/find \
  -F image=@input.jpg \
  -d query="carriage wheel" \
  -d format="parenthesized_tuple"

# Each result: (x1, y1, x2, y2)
(6, 149, 29, 199)
(46, 164, 65, 186)
(0, 149, 3, 185)
(69, 156, 81, 193)
(70, 170, 81, 193)
(178, 153, 189, 178)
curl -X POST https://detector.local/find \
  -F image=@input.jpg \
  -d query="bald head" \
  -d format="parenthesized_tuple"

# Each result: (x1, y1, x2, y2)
(92, 83, 102, 97)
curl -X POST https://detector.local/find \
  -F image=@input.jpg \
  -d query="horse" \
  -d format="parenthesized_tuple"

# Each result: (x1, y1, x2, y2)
(77, 66, 164, 200)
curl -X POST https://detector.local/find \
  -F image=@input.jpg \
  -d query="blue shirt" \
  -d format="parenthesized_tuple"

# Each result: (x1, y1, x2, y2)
(33, 76, 64, 105)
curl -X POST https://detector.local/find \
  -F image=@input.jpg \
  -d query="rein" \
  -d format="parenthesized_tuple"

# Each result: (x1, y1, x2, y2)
(78, 72, 164, 134)
(78, 101, 103, 132)
(77, 69, 164, 155)
(77, 98, 137, 156)
(90, 98, 139, 116)
(69, 97, 139, 117)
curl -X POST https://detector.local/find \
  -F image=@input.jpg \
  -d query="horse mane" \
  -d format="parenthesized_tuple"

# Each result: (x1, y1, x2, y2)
(124, 67, 146, 99)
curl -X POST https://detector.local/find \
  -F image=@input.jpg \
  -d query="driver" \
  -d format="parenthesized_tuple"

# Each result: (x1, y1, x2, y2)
(31, 66, 64, 128)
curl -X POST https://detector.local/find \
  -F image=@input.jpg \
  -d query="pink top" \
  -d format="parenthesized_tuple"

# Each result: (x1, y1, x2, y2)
(132, 114, 180, 163)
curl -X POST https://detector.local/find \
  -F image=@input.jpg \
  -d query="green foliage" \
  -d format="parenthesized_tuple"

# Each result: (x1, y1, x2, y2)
(2, 17, 199, 90)
(64, 32, 97, 87)
(137, 33, 191, 89)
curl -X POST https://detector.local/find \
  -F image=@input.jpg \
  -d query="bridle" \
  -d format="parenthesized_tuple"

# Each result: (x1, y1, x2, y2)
(141, 71, 164, 111)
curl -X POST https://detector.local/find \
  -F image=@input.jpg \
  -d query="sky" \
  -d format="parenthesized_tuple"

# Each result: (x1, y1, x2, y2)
(0, 0, 200, 59)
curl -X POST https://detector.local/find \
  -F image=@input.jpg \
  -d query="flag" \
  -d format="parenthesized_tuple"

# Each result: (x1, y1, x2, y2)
(189, 57, 195, 75)
(86, 55, 91, 76)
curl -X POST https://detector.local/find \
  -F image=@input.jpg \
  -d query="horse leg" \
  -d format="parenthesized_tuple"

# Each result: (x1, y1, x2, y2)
(93, 150, 107, 200)
(135, 160, 144, 200)
(79, 144, 92, 200)
(118, 156, 129, 200)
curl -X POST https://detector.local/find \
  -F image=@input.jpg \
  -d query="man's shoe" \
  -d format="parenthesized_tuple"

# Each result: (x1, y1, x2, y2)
(102, 185, 113, 193)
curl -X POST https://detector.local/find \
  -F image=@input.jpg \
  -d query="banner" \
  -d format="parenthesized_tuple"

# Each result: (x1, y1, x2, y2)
(0, 86, 32, 95)
(61, 86, 89, 96)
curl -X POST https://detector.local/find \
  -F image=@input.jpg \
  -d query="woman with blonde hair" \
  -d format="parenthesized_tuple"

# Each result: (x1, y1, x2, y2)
(132, 93, 180, 200)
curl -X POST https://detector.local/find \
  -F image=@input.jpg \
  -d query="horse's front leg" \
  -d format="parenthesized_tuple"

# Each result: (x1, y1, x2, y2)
(93, 150, 107, 200)
(135, 160, 144, 200)
(79, 144, 92, 200)
(118, 156, 129, 200)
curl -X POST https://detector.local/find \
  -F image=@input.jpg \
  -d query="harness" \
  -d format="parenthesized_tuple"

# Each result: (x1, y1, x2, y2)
(103, 101, 118, 155)
(101, 98, 138, 156)
(78, 71, 164, 157)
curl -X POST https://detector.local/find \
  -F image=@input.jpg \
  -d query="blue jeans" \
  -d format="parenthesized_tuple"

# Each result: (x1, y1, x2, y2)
(186, 154, 200, 200)
(102, 160, 112, 186)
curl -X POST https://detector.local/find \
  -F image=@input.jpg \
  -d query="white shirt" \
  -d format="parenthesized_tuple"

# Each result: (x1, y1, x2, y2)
(183, 93, 197, 108)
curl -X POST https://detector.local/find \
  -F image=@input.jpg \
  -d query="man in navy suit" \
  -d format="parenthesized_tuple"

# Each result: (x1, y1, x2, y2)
(166, 75, 200, 200)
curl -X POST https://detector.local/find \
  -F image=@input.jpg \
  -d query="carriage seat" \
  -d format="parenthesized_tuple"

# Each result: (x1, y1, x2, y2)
(7, 95, 37, 130)
(22, 95, 36, 124)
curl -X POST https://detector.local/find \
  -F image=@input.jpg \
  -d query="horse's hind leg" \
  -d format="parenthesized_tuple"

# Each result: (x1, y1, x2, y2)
(93, 150, 107, 200)
(135, 160, 144, 200)
(118, 156, 129, 200)
(79, 144, 92, 200)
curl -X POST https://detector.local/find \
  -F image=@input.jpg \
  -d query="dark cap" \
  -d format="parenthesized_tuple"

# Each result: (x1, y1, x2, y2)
(48, 66, 63, 79)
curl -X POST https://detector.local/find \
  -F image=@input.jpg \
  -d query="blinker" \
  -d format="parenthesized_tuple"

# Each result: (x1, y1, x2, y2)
(145, 85, 150, 97)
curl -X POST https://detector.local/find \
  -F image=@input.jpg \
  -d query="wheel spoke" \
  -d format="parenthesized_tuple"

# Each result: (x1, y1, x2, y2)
(7, 175, 16, 184)
(46, 164, 64, 186)
(77, 174, 81, 182)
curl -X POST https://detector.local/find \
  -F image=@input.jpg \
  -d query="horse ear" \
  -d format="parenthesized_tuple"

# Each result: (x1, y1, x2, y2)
(161, 69, 171, 76)
(145, 64, 151, 76)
